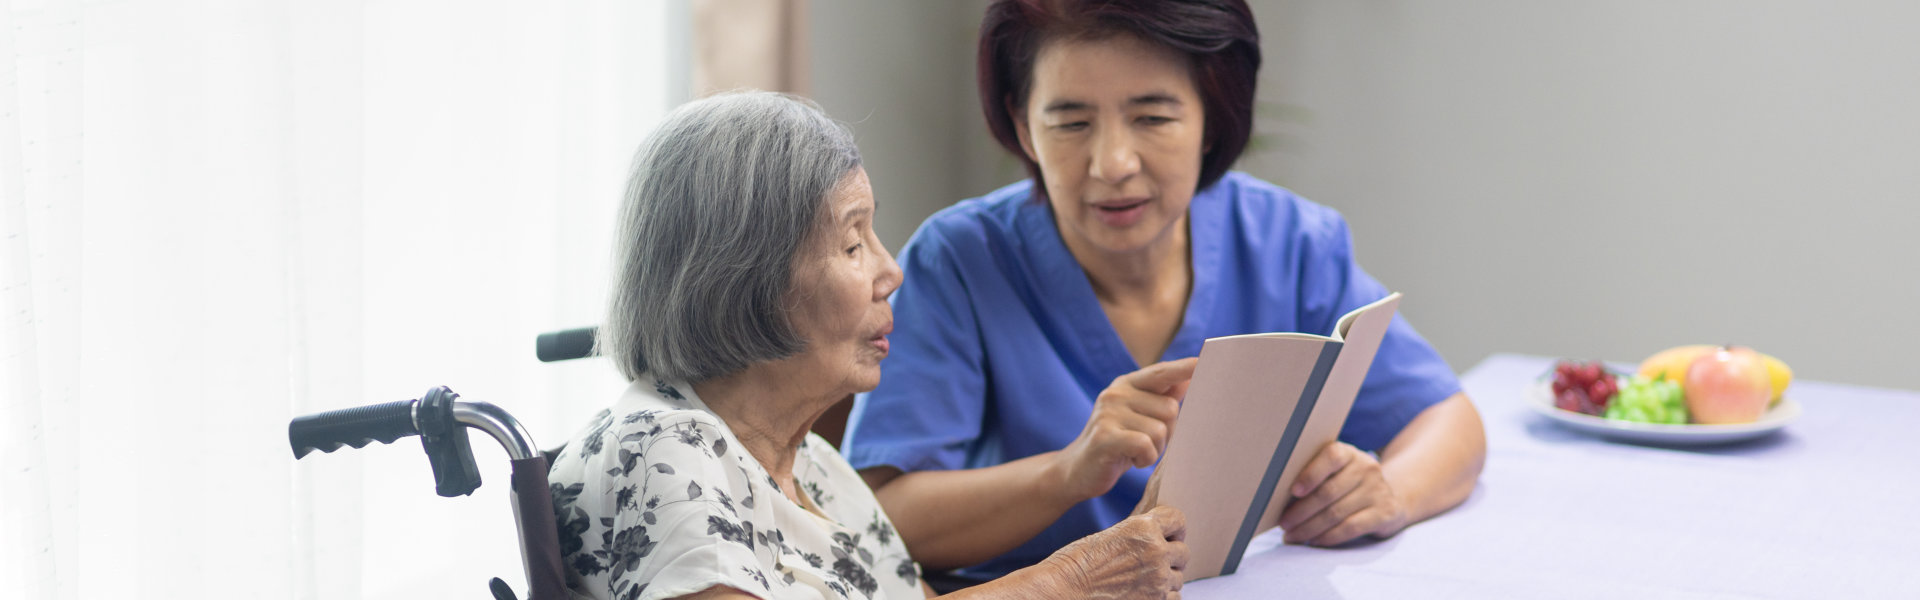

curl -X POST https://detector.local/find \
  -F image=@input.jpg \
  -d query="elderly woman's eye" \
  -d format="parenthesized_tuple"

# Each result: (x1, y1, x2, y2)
(846, 243, 863, 255)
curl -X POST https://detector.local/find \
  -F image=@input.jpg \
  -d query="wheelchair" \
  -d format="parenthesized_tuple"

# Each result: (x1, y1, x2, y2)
(287, 327, 599, 600)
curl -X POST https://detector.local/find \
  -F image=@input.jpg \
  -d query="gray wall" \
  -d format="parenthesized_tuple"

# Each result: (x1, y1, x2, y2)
(1246, 1, 1918, 391)
(809, 0, 1920, 392)
(810, 0, 1008, 253)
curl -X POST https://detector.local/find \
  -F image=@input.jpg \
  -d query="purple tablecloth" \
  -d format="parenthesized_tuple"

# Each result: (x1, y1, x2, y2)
(1183, 353, 1920, 598)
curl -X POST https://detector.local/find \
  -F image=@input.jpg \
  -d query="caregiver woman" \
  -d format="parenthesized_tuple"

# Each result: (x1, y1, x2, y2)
(843, 0, 1487, 585)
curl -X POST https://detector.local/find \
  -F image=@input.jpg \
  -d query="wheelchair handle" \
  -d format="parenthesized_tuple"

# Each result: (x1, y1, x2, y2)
(288, 399, 419, 459)
(534, 326, 598, 362)
(288, 388, 565, 599)
(289, 390, 539, 461)
(290, 387, 541, 499)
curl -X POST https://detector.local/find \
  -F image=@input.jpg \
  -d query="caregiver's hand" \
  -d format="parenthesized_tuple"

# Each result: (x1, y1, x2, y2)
(1038, 505, 1189, 600)
(1277, 441, 1411, 546)
(1052, 357, 1198, 503)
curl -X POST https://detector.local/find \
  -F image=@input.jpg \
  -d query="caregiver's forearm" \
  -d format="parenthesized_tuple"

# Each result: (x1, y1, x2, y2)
(861, 452, 1081, 571)
(1379, 392, 1486, 527)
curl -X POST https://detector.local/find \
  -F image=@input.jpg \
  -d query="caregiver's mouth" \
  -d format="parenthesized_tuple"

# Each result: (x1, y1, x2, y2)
(1092, 199, 1150, 226)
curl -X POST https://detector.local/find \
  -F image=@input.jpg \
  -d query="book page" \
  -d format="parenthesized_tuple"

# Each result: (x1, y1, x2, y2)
(1254, 292, 1402, 536)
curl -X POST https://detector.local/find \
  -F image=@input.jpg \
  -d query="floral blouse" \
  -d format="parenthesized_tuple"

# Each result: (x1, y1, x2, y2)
(548, 377, 927, 600)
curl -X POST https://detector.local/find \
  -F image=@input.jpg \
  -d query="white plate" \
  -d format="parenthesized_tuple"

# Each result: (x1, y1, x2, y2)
(1526, 380, 1799, 445)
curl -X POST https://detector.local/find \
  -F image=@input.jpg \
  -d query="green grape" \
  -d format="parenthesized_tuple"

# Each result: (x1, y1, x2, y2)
(1656, 378, 1688, 424)
(1607, 375, 1689, 424)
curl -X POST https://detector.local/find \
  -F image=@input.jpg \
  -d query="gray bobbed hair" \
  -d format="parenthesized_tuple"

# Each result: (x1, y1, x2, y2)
(600, 91, 862, 383)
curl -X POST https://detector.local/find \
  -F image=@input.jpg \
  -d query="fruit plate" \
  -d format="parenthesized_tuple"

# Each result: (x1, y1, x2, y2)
(1526, 380, 1800, 445)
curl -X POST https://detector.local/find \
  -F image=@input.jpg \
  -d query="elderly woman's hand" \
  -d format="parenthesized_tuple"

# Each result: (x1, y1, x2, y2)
(1037, 505, 1189, 599)
(1051, 358, 1198, 504)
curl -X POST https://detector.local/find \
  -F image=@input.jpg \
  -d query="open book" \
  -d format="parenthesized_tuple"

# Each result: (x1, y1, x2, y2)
(1137, 292, 1403, 581)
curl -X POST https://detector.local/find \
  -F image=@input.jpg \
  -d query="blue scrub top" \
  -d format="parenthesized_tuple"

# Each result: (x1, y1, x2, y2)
(842, 172, 1461, 580)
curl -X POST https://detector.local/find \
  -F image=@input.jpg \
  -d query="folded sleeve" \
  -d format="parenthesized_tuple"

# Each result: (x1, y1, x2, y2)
(843, 225, 988, 473)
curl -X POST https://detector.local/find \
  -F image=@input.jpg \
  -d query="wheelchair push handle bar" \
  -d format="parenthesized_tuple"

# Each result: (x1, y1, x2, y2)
(535, 326, 597, 362)
(288, 386, 540, 497)
(287, 387, 566, 600)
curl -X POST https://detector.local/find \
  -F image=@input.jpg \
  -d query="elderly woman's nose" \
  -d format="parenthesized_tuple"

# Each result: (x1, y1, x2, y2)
(875, 244, 903, 299)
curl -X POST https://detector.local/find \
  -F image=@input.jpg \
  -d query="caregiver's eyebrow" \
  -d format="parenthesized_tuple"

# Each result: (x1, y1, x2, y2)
(1042, 100, 1092, 113)
(1042, 93, 1182, 113)
(1127, 92, 1182, 107)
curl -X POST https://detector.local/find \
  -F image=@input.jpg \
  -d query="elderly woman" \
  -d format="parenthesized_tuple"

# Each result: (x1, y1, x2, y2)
(844, 0, 1487, 586)
(547, 91, 1188, 600)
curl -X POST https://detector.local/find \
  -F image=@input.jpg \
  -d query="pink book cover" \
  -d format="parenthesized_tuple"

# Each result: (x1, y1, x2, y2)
(1137, 292, 1403, 581)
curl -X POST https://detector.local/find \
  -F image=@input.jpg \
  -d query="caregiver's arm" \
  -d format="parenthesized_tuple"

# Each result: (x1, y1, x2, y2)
(862, 358, 1198, 570)
(1277, 392, 1485, 546)
(861, 456, 1073, 571)
(1378, 392, 1485, 524)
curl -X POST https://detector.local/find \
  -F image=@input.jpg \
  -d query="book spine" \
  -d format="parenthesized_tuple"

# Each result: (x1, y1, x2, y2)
(1219, 341, 1342, 576)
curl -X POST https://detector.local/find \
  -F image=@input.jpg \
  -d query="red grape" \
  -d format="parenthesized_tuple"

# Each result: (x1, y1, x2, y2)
(1578, 362, 1602, 384)
(1551, 359, 1617, 416)
(1555, 387, 1589, 413)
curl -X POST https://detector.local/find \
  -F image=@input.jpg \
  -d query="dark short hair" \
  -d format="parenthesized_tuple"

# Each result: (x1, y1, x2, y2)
(601, 91, 862, 384)
(976, 0, 1261, 199)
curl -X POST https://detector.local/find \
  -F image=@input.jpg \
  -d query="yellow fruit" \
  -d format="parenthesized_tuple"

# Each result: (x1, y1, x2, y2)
(1639, 344, 1793, 408)
(1761, 353, 1792, 407)
(1638, 345, 1713, 385)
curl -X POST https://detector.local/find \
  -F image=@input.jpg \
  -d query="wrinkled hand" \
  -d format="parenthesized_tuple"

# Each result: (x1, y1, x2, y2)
(1042, 505, 1189, 599)
(1277, 442, 1410, 546)
(1053, 358, 1198, 503)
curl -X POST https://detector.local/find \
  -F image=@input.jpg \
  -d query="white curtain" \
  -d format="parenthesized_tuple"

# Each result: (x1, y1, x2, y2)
(0, 0, 680, 597)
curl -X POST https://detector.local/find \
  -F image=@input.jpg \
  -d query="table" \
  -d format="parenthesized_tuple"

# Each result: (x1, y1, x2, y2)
(1183, 353, 1920, 598)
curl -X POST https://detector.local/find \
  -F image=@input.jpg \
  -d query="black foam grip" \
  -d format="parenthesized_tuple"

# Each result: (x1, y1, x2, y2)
(535, 327, 598, 362)
(288, 400, 419, 459)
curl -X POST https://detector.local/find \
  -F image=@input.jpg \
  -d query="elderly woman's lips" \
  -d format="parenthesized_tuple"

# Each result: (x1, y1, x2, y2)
(870, 336, 890, 354)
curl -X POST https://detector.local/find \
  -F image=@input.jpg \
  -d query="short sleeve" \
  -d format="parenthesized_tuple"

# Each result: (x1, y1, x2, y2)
(844, 224, 988, 473)
(1293, 208, 1462, 451)
(576, 410, 775, 600)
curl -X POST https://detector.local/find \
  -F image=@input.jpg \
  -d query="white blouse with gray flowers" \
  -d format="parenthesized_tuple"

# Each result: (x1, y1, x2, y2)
(548, 378, 926, 600)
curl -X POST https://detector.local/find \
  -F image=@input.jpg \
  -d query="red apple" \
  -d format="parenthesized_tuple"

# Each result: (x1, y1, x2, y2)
(1683, 346, 1771, 424)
